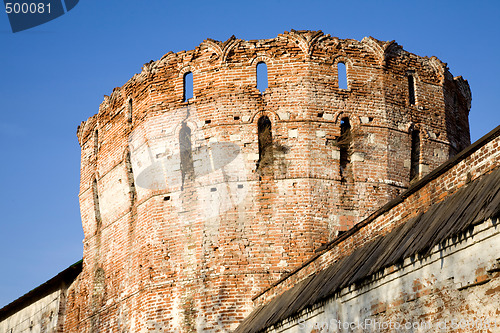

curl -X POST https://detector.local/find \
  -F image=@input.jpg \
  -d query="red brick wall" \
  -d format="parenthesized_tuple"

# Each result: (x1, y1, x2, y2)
(255, 125, 500, 309)
(64, 30, 471, 332)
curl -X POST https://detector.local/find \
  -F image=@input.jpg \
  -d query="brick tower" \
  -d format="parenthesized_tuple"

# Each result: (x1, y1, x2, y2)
(64, 30, 471, 332)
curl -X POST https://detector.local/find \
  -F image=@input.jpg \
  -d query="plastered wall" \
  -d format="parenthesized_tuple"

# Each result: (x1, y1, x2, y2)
(263, 217, 500, 333)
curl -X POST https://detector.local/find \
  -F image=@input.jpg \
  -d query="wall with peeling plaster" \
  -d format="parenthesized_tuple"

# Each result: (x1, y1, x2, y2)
(260, 216, 500, 333)
(0, 289, 64, 333)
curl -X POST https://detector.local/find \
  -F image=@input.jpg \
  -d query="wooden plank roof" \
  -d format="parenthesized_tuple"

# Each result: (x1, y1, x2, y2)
(0, 260, 82, 321)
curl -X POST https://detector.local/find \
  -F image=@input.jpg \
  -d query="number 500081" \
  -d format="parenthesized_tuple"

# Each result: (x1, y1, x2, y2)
(5, 2, 51, 14)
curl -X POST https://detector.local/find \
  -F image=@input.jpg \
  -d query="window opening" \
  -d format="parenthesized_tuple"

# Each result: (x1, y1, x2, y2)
(94, 130, 99, 156)
(408, 73, 416, 105)
(125, 152, 136, 204)
(337, 62, 348, 90)
(453, 93, 459, 117)
(257, 116, 273, 171)
(183, 72, 193, 102)
(127, 99, 133, 123)
(92, 178, 102, 227)
(256, 62, 268, 93)
(410, 129, 420, 180)
(179, 122, 194, 188)
(339, 117, 352, 180)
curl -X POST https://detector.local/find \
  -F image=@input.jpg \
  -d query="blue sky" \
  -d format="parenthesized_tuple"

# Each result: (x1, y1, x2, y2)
(0, 0, 499, 308)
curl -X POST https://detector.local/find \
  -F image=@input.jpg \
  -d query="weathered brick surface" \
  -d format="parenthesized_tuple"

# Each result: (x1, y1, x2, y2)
(63, 30, 471, 332)
(249, 132, 500, 333)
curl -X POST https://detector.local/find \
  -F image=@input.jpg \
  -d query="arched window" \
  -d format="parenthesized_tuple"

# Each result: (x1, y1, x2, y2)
(183, 72, 193, 102)
(410, 129, 420, 180)
(125, 151, 136, 204)
(408, 73, 416, 105)
(339, 117, 351, 180)
(179, 122, 194, 187)
(257, 116, 273, 171)
(92, 178, 102, 228)
(256, 62, 268, 93)
(337, 62, 348, 90)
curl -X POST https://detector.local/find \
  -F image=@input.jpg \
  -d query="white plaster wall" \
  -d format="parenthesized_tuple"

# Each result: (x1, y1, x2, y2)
(0, 289, 63, 333)
(99, 164, 131, 226)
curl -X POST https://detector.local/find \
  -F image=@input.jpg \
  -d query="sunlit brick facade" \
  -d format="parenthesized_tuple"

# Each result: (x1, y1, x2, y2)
(63, 30, 471, 332)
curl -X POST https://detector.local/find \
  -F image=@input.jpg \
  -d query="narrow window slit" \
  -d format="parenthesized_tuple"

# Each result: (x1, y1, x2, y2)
(339, 117, 352, 181)
(183, 72, 193, 102)
(127, 99, 133, 123)
(337, 62, 348, 90)
(408, 73, 416, 105)
(410, 129, 420, 180)
(179, 123, 194, 188)
(256, 62, 268, 93)
(94, 130, 99, 156)
(125, 151, 136, 204)
(453, 93, 459, 119)
(92, 178, 102, 228)
(257, 116, 273, 172)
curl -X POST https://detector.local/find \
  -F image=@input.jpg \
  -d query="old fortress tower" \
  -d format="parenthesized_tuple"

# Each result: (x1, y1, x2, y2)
(70, 30, 470, 331)
(12, 29, 500, 333)
(65, 30, 471, 332)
